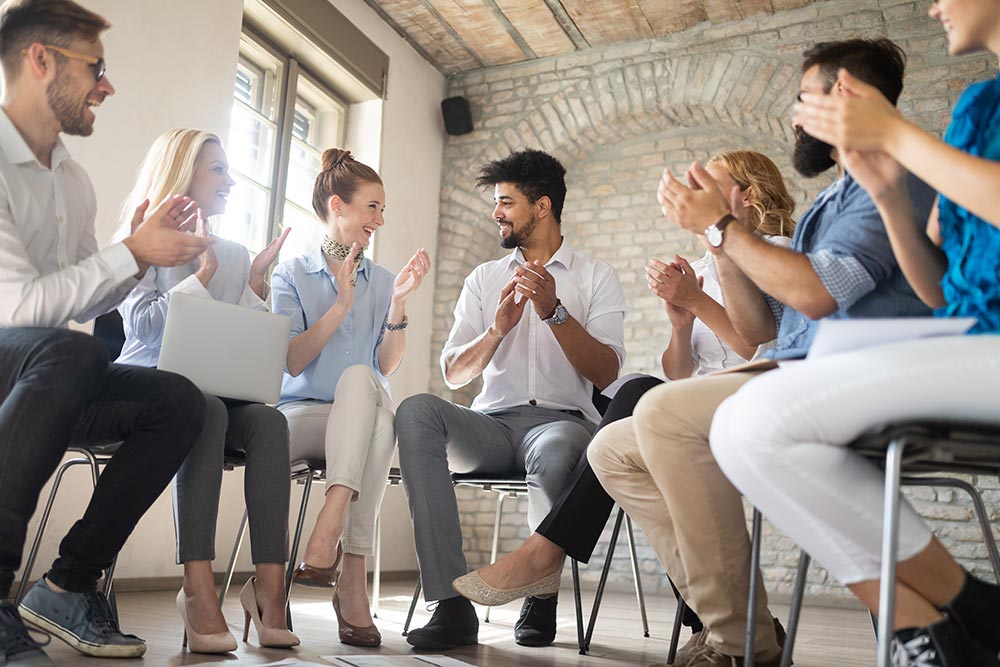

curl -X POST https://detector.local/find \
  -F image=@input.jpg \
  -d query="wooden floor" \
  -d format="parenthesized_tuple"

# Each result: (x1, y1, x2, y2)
(37, 579, 877, 666)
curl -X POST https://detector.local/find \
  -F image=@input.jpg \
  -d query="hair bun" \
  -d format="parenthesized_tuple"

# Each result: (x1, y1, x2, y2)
(322, 148, 353, 171)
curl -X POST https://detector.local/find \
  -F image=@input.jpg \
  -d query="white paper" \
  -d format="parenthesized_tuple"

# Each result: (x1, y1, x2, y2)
(806, 317, 976, 359)
(323, 656, 473, 667)
(601, 372, 663, 399)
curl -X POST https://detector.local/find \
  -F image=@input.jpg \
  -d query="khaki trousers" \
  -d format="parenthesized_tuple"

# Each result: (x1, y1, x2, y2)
(588, 371, 778, 657)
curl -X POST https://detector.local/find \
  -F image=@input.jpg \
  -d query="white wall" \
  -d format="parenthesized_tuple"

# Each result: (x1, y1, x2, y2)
(19, 0, 444, 587)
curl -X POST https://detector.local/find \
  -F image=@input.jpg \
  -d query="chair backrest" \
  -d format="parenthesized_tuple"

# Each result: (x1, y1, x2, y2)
(93, 310, 126, 361)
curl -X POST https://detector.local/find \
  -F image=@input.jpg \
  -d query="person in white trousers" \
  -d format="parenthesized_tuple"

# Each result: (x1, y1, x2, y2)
(712, 1, 1000, 665)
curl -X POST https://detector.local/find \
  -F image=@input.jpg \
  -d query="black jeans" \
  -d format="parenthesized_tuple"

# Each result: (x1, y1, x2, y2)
(0, 328, 205, 596)
(536, 376, 703, 631)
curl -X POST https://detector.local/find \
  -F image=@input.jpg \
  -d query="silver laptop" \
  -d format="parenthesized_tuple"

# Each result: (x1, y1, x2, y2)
(158, 292, 291, 404)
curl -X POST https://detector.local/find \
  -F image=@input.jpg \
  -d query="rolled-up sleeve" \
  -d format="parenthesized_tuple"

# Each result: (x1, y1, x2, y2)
(585, 263, 627, 369)
(440, 272, 485, 390)
(807, 248, 876, 312)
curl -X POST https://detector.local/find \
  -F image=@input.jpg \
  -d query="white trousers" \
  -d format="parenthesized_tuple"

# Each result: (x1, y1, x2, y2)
(279, 365, 396, 557)
(711, 335, 1000, 584)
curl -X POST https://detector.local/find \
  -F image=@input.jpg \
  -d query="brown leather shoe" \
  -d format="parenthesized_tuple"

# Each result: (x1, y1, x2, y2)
(292, 543, 342, 588)
(332, 592, 381, 647)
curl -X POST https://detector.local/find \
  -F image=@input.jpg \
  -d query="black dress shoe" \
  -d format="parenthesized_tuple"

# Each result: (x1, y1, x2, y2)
(514, 595, 557, 647)
(406, 597, 478, 650)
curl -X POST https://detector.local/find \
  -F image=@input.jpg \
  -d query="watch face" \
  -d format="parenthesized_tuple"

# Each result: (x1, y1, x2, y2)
(707, 225, 723, 248)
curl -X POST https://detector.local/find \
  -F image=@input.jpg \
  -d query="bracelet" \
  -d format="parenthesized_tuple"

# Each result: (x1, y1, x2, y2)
(385, 315, 408, 331)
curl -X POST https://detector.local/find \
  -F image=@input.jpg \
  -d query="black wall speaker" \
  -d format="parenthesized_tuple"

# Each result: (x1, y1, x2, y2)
(441, 96, 473, 136)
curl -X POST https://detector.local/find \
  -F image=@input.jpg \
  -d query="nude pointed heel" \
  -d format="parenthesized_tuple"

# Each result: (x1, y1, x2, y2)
(239, 577, 300, 648)
(175, 589, 238, 654)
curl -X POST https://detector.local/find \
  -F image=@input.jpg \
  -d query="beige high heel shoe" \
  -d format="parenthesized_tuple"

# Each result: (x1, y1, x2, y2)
(239, 577, 300, 648)
(175, 589, 237, 654)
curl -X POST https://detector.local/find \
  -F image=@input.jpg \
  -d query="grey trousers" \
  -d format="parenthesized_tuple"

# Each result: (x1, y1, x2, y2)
(173, 394, 290, 564)
(396, 394, 595, 601)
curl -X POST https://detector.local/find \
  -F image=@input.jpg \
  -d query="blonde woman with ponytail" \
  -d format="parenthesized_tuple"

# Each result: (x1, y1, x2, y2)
(117, 129, 298, 653)
(271, 148, 430, 647)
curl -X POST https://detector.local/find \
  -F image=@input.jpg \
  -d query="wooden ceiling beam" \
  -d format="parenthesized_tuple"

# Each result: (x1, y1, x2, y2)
(494, 0, 578, 57)
(482, 0, 537, 59)
(414, 0, 487, 67)
(540, 0, 590, 49)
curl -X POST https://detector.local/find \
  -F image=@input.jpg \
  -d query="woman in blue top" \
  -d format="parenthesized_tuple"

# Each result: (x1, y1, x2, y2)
(711, 13, 1000, 666)
(271, 148, 429, 647)
(117, 129, 297, 653)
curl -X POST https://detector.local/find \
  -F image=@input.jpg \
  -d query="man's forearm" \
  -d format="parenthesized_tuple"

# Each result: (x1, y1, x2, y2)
(443, 328, 504, 387)
(723, 224, 837, 320)
(714, 251, 777, 345)
(549, 316, 619, 389)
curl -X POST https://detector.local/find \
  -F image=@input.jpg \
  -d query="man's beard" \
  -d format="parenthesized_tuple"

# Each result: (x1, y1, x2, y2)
(47, 70, 93, 137)
(792, 127, 835, 178)
(499, 215, 538, 249)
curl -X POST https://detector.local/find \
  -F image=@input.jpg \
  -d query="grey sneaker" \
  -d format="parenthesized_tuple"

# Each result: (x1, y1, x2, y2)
(0, 601, 54, 666)
(18, 578, 145, 658)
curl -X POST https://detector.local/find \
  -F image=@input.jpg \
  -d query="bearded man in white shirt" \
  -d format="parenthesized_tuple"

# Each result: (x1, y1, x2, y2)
(0, 1, 215, 664)
(397, 149, 626, 650)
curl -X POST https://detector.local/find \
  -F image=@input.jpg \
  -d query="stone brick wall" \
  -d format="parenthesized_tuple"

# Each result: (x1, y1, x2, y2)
(430, 0, 999, 602)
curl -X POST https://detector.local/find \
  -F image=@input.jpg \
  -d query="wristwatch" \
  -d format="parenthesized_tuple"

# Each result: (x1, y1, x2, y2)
(542, 299, 569, 326)
(706, 214, 736, 248)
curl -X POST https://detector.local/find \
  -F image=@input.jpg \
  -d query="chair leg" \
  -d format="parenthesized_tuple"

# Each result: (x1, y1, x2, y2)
(584, 507, 625, 651)
(402, 578, 422, 636)
(15, 458, 81, 603)
(372, 514, 381, 618)
(484, 492, 506, 624)
(907, 477, 1000, 581)
(625, 514, 649, 637)
(219, 509, 249, 608)
(571, 559, 587, 654)
(744, 508, 763, 667)
(667, 597, 687, 665)
(780, 551, 811, 667)
(285, 469, 316, 631)
(876, 437, 907, 667)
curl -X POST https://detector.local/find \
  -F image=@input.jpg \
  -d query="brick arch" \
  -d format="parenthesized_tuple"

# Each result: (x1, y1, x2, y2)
(429, 53, 804, 400)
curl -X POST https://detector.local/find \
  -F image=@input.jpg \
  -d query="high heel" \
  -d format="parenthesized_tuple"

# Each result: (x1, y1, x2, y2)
(332, 591, 381, 647)
(293, 542, 343, 588)
(175, 589, 237, 654)
(239, 577, 300, 648)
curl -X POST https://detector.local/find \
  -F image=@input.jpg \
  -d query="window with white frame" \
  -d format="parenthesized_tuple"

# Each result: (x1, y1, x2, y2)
(219, 29, 346, 260)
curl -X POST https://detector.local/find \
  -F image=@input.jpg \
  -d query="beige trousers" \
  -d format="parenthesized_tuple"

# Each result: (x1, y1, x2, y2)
(279, 365, 396, 557)
(588, 371, 779, 658)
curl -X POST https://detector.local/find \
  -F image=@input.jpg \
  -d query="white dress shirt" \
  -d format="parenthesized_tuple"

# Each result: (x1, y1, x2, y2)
(441, 239, 626, 424)
(116, 236, 266, 367)
(0, 110, 138, 328)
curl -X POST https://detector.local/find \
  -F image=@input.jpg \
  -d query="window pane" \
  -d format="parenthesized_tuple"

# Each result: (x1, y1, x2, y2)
(215, 176, 270, 253)
(228, 103, 277, 188)
(279, 200, 327, 264)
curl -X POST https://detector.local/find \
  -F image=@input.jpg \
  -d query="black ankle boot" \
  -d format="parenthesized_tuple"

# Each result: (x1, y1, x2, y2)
(940, 573, 1000, 653)
(514, 595, 557, 647)
(894, 617, 999, 667)
(406, 596, 478, 650)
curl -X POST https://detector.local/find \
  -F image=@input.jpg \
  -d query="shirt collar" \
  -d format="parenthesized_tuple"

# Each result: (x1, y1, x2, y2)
(303, 246, 370, 280)
(504, 237, 575, 270)
(0, 108, 71, 169)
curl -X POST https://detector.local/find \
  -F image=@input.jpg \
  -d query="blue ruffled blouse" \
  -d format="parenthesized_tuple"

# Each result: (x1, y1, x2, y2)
(937, 75, 1000, 332)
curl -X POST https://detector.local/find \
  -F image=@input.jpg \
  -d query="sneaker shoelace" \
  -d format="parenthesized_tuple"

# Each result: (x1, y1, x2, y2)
(84, 593, 130, 638)
(893, 634, 939, 667)
(0, 605, 50, 656)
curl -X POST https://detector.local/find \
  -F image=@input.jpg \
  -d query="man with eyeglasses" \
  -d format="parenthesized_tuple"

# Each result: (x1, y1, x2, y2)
(0, 0, 216, 663)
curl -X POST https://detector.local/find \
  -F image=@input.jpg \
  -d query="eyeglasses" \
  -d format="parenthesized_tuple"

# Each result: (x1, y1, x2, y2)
(22, 44, 106, 83)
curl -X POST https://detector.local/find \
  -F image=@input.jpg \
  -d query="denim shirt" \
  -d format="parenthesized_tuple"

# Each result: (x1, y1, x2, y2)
(769, 173, 936, 359)
(271, 248, 394, 404)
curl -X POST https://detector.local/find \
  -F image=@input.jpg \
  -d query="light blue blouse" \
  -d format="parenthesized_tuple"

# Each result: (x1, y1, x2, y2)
(271, 248, 394, 404)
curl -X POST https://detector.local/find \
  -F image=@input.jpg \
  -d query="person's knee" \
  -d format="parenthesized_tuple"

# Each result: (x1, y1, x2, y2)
(242, 403, 289, 444)
(336, 364, 378, 395)
(710, 388, 782, 483)
(34, 329, 108, 391)
(151, 370, 207, 440)
(395, 393, 448, 450)
(525, 423, 592, 474)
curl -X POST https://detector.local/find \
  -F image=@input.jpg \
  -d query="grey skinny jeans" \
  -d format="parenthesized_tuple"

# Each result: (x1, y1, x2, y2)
(173, 394, 290, 564)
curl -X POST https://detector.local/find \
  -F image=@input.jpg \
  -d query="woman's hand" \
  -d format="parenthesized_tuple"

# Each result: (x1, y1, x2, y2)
(665, 301, 696, 329)
(793, 69, 904, 154)
(647, 256, 704, 311)
(657, 162, 731, 235)
(330, 242, 360, 312)
(249, 227, 291, 300)
(392, 248, 431, 303)
(194, 213, 218, 288)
